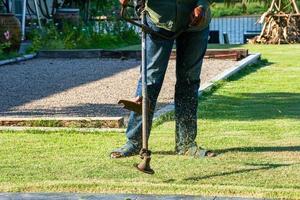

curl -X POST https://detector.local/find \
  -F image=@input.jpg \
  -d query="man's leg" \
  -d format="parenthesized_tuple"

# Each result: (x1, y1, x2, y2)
(111, 17, 175, 157)
(175, 27, 209, 155)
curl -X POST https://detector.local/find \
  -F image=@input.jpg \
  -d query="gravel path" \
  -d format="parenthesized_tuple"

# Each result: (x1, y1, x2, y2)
(0, 58, 237, 119)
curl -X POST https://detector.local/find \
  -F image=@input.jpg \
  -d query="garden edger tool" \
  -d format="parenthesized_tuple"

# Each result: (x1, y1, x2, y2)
(119, 3, 185, 175)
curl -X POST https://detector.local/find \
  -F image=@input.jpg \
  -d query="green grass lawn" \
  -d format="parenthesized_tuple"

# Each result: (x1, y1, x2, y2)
(0, 45, 300, 199)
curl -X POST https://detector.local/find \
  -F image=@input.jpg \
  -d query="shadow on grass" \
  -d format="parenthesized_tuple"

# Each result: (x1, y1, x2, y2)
(216, 146, 300, 154)
(152, 151, 176, 155)
(154, 146, 300, 156)
(198, 92, 300, 120)
(183, 163, 296, 181)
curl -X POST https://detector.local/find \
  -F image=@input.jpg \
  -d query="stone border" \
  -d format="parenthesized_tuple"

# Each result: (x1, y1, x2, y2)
(38, 49, 249, 61)
(0, 117, 124, 129)
(0, 53, 37, 67)
(0, 126, 125, 133)
(153, 53, 261, 120)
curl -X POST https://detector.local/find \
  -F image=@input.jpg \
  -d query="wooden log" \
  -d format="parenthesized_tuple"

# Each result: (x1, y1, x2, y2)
(170, 49, 248, 61)
(204, 53, 239, 61)
(273, 14, 300, 17)
(269, 0, 277, 12)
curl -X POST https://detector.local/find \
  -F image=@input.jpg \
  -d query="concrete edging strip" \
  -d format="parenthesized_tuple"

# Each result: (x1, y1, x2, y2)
(0, 117, 124, 129)
(153, 53, 261, 121)
(0, 126, 125, 133)
(0, 53, 37, 67)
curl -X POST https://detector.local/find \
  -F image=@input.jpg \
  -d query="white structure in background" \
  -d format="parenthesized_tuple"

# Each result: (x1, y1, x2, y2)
(8, 0, 58, 40)
(10, 0, 55, 16)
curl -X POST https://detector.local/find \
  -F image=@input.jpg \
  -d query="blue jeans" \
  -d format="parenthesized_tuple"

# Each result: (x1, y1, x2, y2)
(125, 16, 209, 153)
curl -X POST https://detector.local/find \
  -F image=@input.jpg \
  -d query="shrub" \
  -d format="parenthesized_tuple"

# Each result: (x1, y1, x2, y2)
(27, 20, 140, 52)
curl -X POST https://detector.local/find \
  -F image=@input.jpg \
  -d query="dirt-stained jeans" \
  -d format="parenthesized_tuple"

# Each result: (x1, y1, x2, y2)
(125, 16, 209, 153)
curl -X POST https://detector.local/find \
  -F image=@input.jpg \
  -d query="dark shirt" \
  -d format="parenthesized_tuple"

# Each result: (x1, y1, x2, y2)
(145, 0, 211, 32)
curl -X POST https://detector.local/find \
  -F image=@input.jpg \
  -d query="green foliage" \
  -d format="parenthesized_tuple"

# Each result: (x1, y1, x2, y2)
(0, 51, 19, 61)
(0, 46, 7, 58)
(0, 29, 11, 53)
(27, 20, 140, 52)
(26, 29, 42, 53)
(211, 2, 268, 17)
(211, 0, 299, 17)
(0, 29, 19, 60)
(224, 0, 300, 12)
(90, 0, 119, 17)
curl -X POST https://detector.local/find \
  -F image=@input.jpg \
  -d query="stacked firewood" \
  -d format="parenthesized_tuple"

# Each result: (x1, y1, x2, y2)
(250, 0, 300, 44)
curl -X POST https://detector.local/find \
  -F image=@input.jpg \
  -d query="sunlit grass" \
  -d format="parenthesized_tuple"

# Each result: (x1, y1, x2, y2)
(0, 45, 300, 199)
